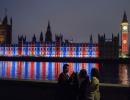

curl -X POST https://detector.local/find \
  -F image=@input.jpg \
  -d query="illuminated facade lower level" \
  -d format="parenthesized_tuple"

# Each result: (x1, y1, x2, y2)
(0, 42, 99, 80)
(0, 42, 99, 57)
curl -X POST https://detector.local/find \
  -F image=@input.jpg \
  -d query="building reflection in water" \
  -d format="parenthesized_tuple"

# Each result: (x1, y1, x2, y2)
(0, 61, 99, 81)
(119, 64, 129, 85)
(1, 61, 130, 85)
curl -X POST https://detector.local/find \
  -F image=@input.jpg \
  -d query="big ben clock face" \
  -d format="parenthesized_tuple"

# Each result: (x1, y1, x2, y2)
(123, 26, 128, 31)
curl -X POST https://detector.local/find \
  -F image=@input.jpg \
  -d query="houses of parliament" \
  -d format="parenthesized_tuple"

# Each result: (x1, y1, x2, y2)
(0, 12, 129, 81)
(0, 12, 129, 58)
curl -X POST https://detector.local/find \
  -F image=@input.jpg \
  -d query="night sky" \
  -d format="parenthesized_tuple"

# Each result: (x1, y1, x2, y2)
(0, 0, 130, 43)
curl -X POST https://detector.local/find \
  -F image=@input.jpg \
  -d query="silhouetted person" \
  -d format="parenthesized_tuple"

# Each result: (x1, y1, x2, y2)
(69, 72, 79, 100)
(57, 64, 70, 100)
(89, 68, 100, 100)
(78, 69, 90, 100)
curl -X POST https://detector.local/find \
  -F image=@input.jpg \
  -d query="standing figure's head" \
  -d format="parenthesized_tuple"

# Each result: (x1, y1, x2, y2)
(70, 72, 78, 82)
(63, 64, 69, 74)
(91, 68, 99, 79)
(79, 69, 87, 79)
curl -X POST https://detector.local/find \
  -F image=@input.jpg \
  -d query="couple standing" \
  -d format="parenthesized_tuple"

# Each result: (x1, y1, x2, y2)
(57, 64, 100, 100)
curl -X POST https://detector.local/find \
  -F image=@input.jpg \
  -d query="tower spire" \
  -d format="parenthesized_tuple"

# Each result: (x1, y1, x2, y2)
(45, 20, 52, 42)
(32, 34, 36, 42)
(0, 9, 12, 44)
(122, 11, 128, 23)
(2, 8, 8, 25)
(47, 20, 51, 30)
(40, 31, 43, 42)
(90, 34, 93, 43)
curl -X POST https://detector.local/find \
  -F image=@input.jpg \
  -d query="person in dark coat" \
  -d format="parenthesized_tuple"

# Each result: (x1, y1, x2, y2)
(58, 64, 69, 85)
(69, 72, 79, 100)
(57, 64, 70, 100)
(78, 69, 90, 100)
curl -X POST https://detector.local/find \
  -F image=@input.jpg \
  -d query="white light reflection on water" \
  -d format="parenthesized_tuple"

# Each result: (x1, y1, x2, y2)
(119, 64, 129, 85)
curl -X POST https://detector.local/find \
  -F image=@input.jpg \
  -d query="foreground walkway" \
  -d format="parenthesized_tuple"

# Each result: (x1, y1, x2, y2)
(0, 79, 130, 100)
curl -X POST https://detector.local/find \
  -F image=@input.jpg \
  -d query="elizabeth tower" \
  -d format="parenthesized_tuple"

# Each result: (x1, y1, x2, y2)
(121, 12, 129, 57)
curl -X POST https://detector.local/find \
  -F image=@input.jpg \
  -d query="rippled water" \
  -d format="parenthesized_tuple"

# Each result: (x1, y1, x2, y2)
(0, 61, 99, 80)
(0, 61, 129, 85)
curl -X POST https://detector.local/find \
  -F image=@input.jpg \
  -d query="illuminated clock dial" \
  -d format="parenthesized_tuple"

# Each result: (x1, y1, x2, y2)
(123, 26, 128, 30)
(123, 40, 127, 44)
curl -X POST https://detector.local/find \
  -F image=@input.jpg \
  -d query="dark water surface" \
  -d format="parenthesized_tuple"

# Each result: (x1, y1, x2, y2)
(0, 61, 130, 85)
